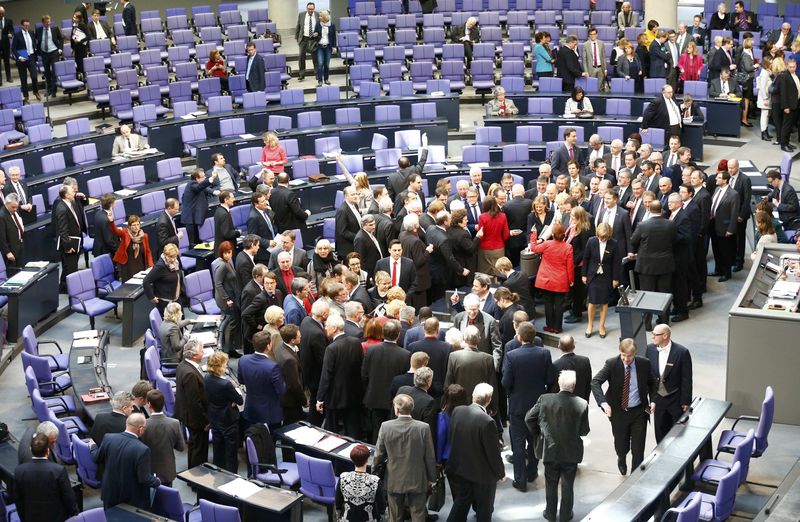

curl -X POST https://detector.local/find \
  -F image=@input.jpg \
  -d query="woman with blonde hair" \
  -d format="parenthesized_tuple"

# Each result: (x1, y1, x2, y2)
(158, 301, 190, 364)
(757, 55, 774, 141)
(582, 223, 623, 338)
(678, 40, 703, 83)
(263, 305, 285, 352)
(260, 131, 288, 173)
(336, 153, 373, 214)
(204, 351, 242, 472)
(143, 243, 182, 316)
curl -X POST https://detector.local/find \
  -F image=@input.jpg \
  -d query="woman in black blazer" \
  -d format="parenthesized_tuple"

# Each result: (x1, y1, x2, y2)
(526, 196, 554, 241)
(143, 243, 183, 316)
(447, 209, 479, 288)
(203, 351, 243, 473)
(494, 287, 524, 349)
(214, 241, 241, 357)
(582, 223, 623, 338)
(565, 207, 593, 325)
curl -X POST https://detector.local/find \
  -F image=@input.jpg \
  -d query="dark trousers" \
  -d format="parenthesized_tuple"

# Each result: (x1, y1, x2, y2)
(369, 408, 390, 444)
(0, 44, 10, 81)
(509, 413, 537, 483)
(186, 425, 210, 469)
(308, 388, 324, 427)
(60, 250, 80, 287)
(325, 407, 361, 439)
(671, 260, 690, 315)
(16, 58, 38, 97)
(315, 45, 332, 81)
(211, 421, 239, 473)
(691, 235, 706, 299)
(710, 227, 735, 278)
(463, 42, 474, 68)
(569, 265, 586, 317)
(41, 50, 59, 95)
(298, 36, 317, 75)
(637, 272, 671, 324)
(610, 405, 648, 469)
(775, 107, 795, 146)
(186, 224, 201, 246)
(446, 475, 497, 522)
(218, 308, 240, 355)
(735, 218, 748, 267)
(543, 461, 578, 522)
(653, 397, 680, 443)
(541, 289, 566, 330)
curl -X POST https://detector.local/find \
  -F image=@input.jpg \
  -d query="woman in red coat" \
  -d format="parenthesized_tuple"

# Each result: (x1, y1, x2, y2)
(677, 41, 704, 83)
(109, 213, 154, 282)
(476, 196, 510, 277)
(531, 222, 574, 333)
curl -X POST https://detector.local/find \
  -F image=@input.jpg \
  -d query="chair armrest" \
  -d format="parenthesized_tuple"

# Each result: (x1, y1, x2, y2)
(184, 504, 201, 522)
(730, 415, 760, 432)
(43, 353, 62, 368)
(51, 396, 70, 410)
(75, 296, 89, 316)
(39, 378, 68, 394)
(39, 339, 63, 353)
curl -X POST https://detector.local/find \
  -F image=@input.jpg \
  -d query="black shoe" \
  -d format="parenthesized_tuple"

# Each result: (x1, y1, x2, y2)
(688, 299, 703, 310)
(298, 75, 305, 81)
(563, 314, 581, 324)
(782, 145, 794, 152)
(789, 144, 797, 151)
(324, 80, 331, 85)
(732, 265, 743, 273)
(718, 275, 731, 282)
(560, 512, 574, 522)
(741, 121, 753, 127)
(542, 510, 557, 522)
(512, 480, 527, 492)
(228, 350, 242, 359)
(527, 472, 538, 483)
(762, 131, 772, 141)
(671, 314, 689, 323)
(708, 272, 720, 277)
(618, 457, 627, 475)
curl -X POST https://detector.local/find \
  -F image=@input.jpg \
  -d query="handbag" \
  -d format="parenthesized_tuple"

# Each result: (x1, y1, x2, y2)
(735, 69, 750, 85)
(427, 470, 446, 512)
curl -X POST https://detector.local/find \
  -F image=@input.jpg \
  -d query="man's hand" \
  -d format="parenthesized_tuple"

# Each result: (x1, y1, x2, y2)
(510, 229, 522, 236)
(5, 253, 13, 261)
(725, 231, 733, 237)
(475, 228, 484, 238)
(737, 217, 744, 223)
(786, 108, 792, 114)
(226, 299, 233, 308)
(649, 402, 656, 414)
(204, 424, 211, 432)
(612, 280, 619, 288)
(316, 401, 324, 413)
(601, 403, 612, 417)
(426, 244, 434, 253)
(178, 230, 184, 239)
(151, 297, 159, 304)
(462, 268, 470, 277)
(682, 404, 689, 412)
(305, 209, 311, 216)
(22, 204, 32, 212)
(66, 248, 76, 254)
(581, 276, 587, 284)
(213, 190, 220, 196)
(582, 72, 589, 77)
(421, 133, 428, 147)
(450, 293, 460, 305)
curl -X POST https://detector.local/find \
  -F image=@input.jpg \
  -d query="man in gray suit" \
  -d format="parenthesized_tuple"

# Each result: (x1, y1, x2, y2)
(581, 28, 607, 89)
(294, 2, 319, 81)
(526, 370, 589, 522)
(373, 394, 436, 522)
(140, 389, 184, 486)
(444, 325, 497, 411)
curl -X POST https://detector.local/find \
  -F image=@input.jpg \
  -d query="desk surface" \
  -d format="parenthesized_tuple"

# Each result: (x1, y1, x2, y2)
(582, 397, 731, 522)
(274, 422, 375, 466)
(754, 457, 800, 521)
(69, 330, 112, 421)
(0, 263, 59, 295)
(107, 282, 144, 301)
(105, 503, 175, 522)
(178, 464, 303, 514)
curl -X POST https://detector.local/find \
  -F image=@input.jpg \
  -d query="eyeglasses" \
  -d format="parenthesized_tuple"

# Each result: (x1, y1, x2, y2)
(652, 332, 666, 337)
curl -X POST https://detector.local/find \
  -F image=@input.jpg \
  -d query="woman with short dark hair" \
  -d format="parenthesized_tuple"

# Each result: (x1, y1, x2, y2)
(335, 443, 385, 521)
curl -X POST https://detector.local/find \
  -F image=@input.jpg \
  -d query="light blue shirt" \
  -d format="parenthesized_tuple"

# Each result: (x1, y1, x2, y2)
(246, 55, 254, 80)
(625, 360, 641, 409)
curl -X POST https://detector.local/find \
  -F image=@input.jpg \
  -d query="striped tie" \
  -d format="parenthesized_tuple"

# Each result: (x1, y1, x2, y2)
(621, 365, 631, 410)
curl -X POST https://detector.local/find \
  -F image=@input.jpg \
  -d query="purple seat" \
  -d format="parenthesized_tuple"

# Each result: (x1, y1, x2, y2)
(66, 118, 91, 137)
(245, 437, 301, 488)
(228, 75, 246, 104)
(337, 155, 364, 175)
(395, 130, 421, 149)
(692, 429, 754, 487)
(296, 452, 337, 519)
(71, 434, 101, 488)
(575, 76, 599, 93)
(644, 77, 666, 95)
(243, 91, 267, 109)
(152, 485, 202, 522)
(156, 370, 176, 417)
(109, 88, 134, 120)
(28, 124, 52, 144)
(390, 80, 414, 97)
(138, 191, 166, 216)
(185, 270, 220, 314)
(280, 88, 304, 106)
(144, 65, 170, 96)
(476, 127, 502, 146)
(21, 351, 72, 396)
(538, 77, 562, 93)
(426, 79, 451, 95)
(90, 253, 122, 296)
(411, 102, 436, 121)
(410, 61, 435, 92)
(371, 133, 389, 150)
(660, 494, 701, 522)
(677, 461, 740, 522)
(558, 126, 584, 142)
(502, 143, 529, 163)
(237, 147, 262, 170)
(22, 324, 68, 372)
(133, 104, 158, 136)
(358, 81, 381, 98)
(25, 366, 76, 415)
(293, 158, 320, 180)
(31, 388, 84, 436)
(640, 127, 665, 149)
(157, 158, 183, 181)
(516, 125, 543, 144)
(181, 123, 207, 157)
(335, 107, 361, 125)
(297, 111, 322, 129)
(375, 148, 401, 170)
(72, 143, 98, 165)
(440, 60, 466, 91)
(41, 152, 66, 174)
(198, 78, 222, 106)
(199, 499, 241, 522)
(375, 105, 400, 122)
(316, 85, 341, 102)
(597, 126, 624, 143)
(21, 103, 46, 128)
(268, 115, 292, 131)
(168, 81, 193, 105)
(684, 80, 708, 99)
(471, 60, 496, 91)
(462, 145, 490, 164)
(82, 55, 105, 77)
(173, 100, 198, 119)
(528, 98, 554, 115)
(67, 269, 116, 329)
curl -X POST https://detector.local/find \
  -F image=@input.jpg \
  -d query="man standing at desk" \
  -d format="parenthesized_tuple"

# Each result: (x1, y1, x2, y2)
(244, 41, 265, 92)
(4, 166, 32, 223)
(641, 84, 683, 140)
(727, 159, 752, 272)
(557, 35, 584, 93)
(53, 184, 84, 291)
(295, 3, 319, 82)
(591, 339, 657, 475)
(175, 340, 209, 469)
(111, 124, 147, 157)
(156, 198, 182, 258)
(645, 325, 693, 442)
(0, 193, 24, 268)
(181, 168, 218, 246)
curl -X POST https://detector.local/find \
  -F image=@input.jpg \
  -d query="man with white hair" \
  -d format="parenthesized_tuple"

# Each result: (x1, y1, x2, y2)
(603, 139, 624, 175)
(446, 382, 505, 522)
(4, 165, 32, 221)
(526, 370, 589, 522)
(616, 2, 638, 37)
(645, 324, 693, 442)
(0, 192, 24, 267)
(111, 123, 148, 157)
(398, 213, 432, 308)
(300, 299, 330, 426)
(447, 179, 470, 210)
(469, 165, 489, 202)
(451, 16, 480, 68)
(175, 340, 208, 468)
(451, 293, 501, 358)
(18, 421, 59, 464)
(504, 184, 532, 266)
(91, 391, 133, 444)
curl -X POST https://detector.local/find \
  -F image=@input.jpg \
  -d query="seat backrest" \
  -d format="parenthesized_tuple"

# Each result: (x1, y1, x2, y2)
(502, 143, 529, 163)
(476, 126, 501, 145)
(516, 125, 543, 144)
(732, 429, 755, 484)
(155, 370, 176, 417)
(298, 111, 322, 129)
(67, 269, 98, 306)
(754, 386, 774, 456)
(185, 270, 214, 303)
(90, 253, 115, 283)
(71, 434, 100, 487)
(713, 461, 741, 520)
(296, 452, 336, 501)
(395, 130, 421, 149)
(66, 117, 91, 137)
(199, 499, 241, 522)
(41, 152, 66, 173)
(73, 143, 99, 165)
(152, 485, 186, 521)
(376, 148, 401, 169)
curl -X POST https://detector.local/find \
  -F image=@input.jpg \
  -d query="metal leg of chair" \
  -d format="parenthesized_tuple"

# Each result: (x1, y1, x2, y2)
(326, 504, 334, 522)
(89, 316, 95, 330)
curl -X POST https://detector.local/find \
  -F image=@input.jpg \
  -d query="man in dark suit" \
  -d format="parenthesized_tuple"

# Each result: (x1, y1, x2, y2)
(174, 341, 209, 469)
(35, 15, 63, 98)
(235, 234, 259, 288)
(407, 317, 451, 397)
(727, 159, 752, 272)
(244, 41, 266, 92)
(343, 300, 365, 338)
(300, 300, 331, 426)
(373, 393, 437, 522)
(387, 141, 428, 200)
(444, 324, 497, 406)
(502, 322, 554, 491)
(271, 173, 309, 231)
(767, 169, 799, 226)
(526, 370, 589, 522)
(353, 215, 384, 280)
(666, 193, 693, 322)
(12, 19, 40, 101)
(91, 392, 132, 444)
(766, 22, 793, 52)
(0, 193, 24, 268)
(598, 188, 633, 258)
(399, 218, 432, 310)
(14, 433, 79, 522)
(648, 31, 671, 78)
(238, 331, 286, 429)
(591, 339, 658, 475)
(335, 186, 362, 257)
(53, 185, 84, 290)
(87, 9, 115, 45)
(121, 0, 137, 36)
(140, 389, 184, 486)
(680, 182, 706, 309)
(242, 270, 283, 353)
(446, 383, 505, 521)
(213, 191, 241, 254)
(316, 314, 364, 438)
(708, 170, 739, 282)
(630, 200, 676, 326)
(641, 84, 682, 139)
(708, 67, 742, 98)
(361, 320, 411, 443)
(496, 257, 536, 319)
(267, 231, 308, 271)
(645, 325, 693, 442)
(181, 168, 217, 246)
(504, 186, 532, 267)
(556, 35, 583, 93)
(774, 60, 799, 152)
(155, 198, 181, 258)
(90, 413, 160, 509)
(279, 268, 306, 325)
(247, 192, 278, 265)
(549, 335, 593, 402)
(550, 128, 585, 179)
(450, 16, 480, 67)
(0, 8, 13, 83)
(274, 324, 307, 424)
(375, 239, 416, 290)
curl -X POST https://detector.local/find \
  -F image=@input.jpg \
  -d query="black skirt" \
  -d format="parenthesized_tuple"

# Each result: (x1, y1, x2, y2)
(586, 272, 614, 305)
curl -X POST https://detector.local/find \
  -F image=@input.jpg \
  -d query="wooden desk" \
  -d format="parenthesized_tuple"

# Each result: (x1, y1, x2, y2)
(69, 330, 112, 422)
(0, 263, 59, 342)
(178, 464, 303, 522)
(582, 397, 731, 522)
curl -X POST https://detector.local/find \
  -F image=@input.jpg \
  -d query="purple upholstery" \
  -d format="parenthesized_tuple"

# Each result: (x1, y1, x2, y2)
(156, 370, 176, 417)
(296, 452, 337, 515)
(371, 133, 389, 151)
(375, 148, 401, 170)
(440, 60, 465, 91)
(292, 159, 320, 180)
(678, 461, 739, 522)
(316, 85, 341, 102)
(31, 388, 86, 435)
(692, 429, 754, 486)
(597, 126, 624, 143)
(375, 106, 400, 122)
(66, 269, 116, 329)
(21, 351, 72, 396)
(66, 507, 106, 521)
(185, 270, 220, 314)
(660, 494, 701, 522)
(335, 107, 361, 126)
(243, 91, 267, 110)
(71, 435, 100, 488)
(644, 78, 666, 95)
(21, 103, 46, 127)
(132, 104, 158, 135)
(66, 118, 91, 137)
(279, 89, 304, 106)
(220, 118, 245, 138)
(41, 152, 66, 174)
(462, 145, 490, 164)
(199, 499, 241, 522)
(395, 130, 421, 149)
(538, 77, 562, 93)
(411, 102, 437, 121)
(358, 81, 381, 98)
(684, 80, 708, 99)
(72, 143, 98, 165)
(90, 254, 122, 296)
(245, 437, 301, 487)
(606, 99, 632, 116)
(502, 143, 529, 163)
(169, 82, 193, 105)
(516, 126, 543, 144)
(181, 123, 207, 157)
(322, 218, 335, 244)
(120, 165, 148, 189)
(297, 111, 322, 129)
(28, 124, 52, 144)
(314, 137, 341, 156)
(640, 127, 665, 149)
(25, 366, 76, 415)
(426, 79, 451, 94)
(528, 98, 553, 115)
(152, 485, 201, 522)
(138, 191, 166, 216)
(109, 88, 134, 120)
(157, 158, 183, 181)
(47, 410, 76, 464)
(87, 176, 113, 198)
(476, 127, 502, 146)
(198, 79, 223, 106)
(389, 80, 413, 97)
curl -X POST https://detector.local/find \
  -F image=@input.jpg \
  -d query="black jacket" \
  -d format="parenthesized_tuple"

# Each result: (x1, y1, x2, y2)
(549, 352, 593, 402)
(34, 25, 64, 53)
(14, 459, 78, 522)
(273, 343, 306, 411)
(155, 211, 179, 257)
(446, 403, 505, 482)
(90, 431, 160, 509)
(645, 341, 693, 414)
(406, 338, 451, 397)
(235, 251, 255, 289)
(175, 359, 209, 430)
(213, 206, 241, 253)
(247, 205, 276, 264)
(142, 257, 182, 303)
(630, 216, 676, 276)
(0, 206, 23, 265)
(317, 334, 364, 409)
(122, 1, 137, 36)
(90, 411, 127, 444)
(361, 341, 410, 410)
(204, 374, 242, 427)
(334, 203, 361, 257)
(501, 270, 535, 319)
(299, 316, 328, 392)
(591, 355, 658, 413)
(374, 256, 416, 293)
(556, 45, 583, 87)
(354, 229, 385, 279)
(270, 185, 307, 231)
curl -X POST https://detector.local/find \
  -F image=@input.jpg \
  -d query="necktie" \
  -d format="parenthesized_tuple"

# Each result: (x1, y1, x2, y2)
(43, 28, 50, 52)
(722, 80, 728, 95)
(262, 210, 275, 236)
(603, 208, 611, 225)
(621, 365, 631, 410)
(569, 147, 574, 161)
(127, 137, 132, 150)
(246, 55, 253, 79)
(15, 183, 25, 205)
(391, 260, 398, 286)
(710, 189, 722, 217)
(668, 153, 675, 166)
(630, 198, 638, 223)
(471, 204, 478, 223)
(593, 42, 599, 67)
(307, 14, 313, 37)
(12, 212, 23, 240)
(613, 156, 619, 172)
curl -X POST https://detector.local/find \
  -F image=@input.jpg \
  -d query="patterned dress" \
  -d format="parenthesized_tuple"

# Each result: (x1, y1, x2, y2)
(335, 471, 384, 521)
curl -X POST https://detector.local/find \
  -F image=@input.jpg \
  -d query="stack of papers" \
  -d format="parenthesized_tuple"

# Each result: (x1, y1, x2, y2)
(284, 425, 326, 446)
(288, 179, 305, 186)
(4, 271, 36, 286)
(194, 315, 221, 324)
(314, 435, 347, 452)
(190, 331, 217, 346)
(24, 261, 49, 269)
(769, 281, 800, 299)
(74, 337, 100, 348)
(218, 478, 262, 499)
(115, 189, 137, 197)
(239, 133, 256, 139)
(74, 330, 99, 340)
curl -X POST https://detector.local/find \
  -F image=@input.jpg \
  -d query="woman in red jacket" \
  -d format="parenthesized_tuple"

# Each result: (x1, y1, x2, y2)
(532, 222, 574, 333)
(678, 41, 704, 84)
(476, 196, 510, 277)
(109, 213, 154, 282)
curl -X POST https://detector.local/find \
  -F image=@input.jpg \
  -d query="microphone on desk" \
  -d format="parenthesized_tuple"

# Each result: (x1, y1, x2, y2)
(677, 397, 702, 424)
(639, 452, 657, 471)
(203, 463, 221, 471)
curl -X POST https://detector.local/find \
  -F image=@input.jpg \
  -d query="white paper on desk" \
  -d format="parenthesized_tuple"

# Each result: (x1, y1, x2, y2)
(468, 162, 490, 169)
(115, 189, 137, 197)
(5, 271, 36, 285)
(336, 443, 359, 459)
(738, 160, 754, 169)
(288, 179, 305, 186)
(770, 281, 800, 298)
(24, 261, 48, 269)
(218, 478, 263, 499)
(239, 133, 256, 139)
(314, 435, 347, 452)
(195, 314, 222, 323)
(180, 114, 195, 120)
(74, 329, 99, 340)
(73, 337, 100, 348)
(191, 331, 217, 346)
(127, 278, 145, 286)
(284, 426, 326, 446)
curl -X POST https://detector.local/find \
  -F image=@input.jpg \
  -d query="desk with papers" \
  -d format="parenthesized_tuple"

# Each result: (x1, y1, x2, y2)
(69, 329, 112, 422)
(0, 262, 59, 342)
(274, 422, 376, 474)
(106, 269, 152, 346)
